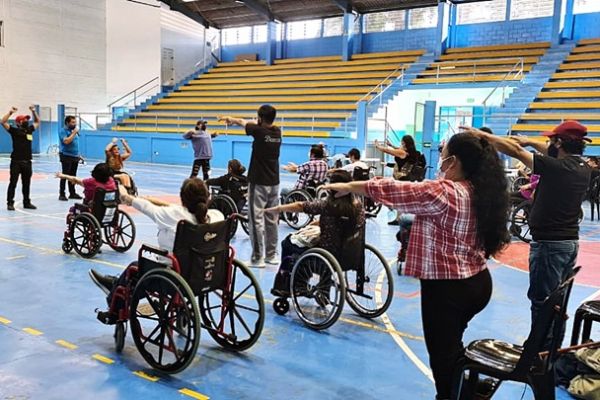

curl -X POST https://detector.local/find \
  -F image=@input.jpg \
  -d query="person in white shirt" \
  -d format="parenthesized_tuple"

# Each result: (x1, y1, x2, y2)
(89, 178, 224, 324)
(340, 148, 369, 174)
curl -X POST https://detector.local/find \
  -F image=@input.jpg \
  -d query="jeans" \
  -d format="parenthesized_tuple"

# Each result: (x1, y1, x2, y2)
(7, 160, 32, 205)
(59, 153, 79, 196)
(528, 240, 578, 349)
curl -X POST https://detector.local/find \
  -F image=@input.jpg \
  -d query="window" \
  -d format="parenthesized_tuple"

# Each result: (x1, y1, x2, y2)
(574, 0, 600, 14)
(510, 0, 554, 20)
(253, 24, 267, 43)
(408, 6, 438, 29)
(222, 26, 252, 45)
(457, 0, 506, 24)
(364, 10, 406, 33)
(323, 17, 343, 37)
(287, 19, 322, 40)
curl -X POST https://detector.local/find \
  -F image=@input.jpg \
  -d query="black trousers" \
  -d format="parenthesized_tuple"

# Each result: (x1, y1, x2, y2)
(59, 153, 79, 196)
(7, 160, 32, 205)
(420, 268, 492, 399)
(190, 159, 210, 180)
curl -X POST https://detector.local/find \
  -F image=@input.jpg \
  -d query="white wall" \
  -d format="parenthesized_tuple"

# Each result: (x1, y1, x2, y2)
(106, 0, 161, 106)
(0, 0, 107, 116)
(160, 4, 208, 85)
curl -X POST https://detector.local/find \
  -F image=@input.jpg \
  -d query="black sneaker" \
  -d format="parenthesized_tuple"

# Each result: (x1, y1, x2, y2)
(69, 193, 83, 200)
(59, 194, 68, 201)
(89, 269, 117, 295)
(7, 203, 15, 211)
(23, 203, 37, 210)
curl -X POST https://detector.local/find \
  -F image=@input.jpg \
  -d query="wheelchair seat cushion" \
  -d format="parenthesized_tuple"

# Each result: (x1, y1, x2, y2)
(464, 339, 523, 373)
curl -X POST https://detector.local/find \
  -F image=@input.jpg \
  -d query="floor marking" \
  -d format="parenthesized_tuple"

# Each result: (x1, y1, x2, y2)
(22, 327, 43, 336)
(0, 316, 12, 324)
(5, 255, 26, 260)
(376, 269, 434, 382)
(179, 388, 210, 400)
(92, 354, 115, 365)
(583, 288, 600, 302)
(55, 339, 78, 350)
(133, 370, 160, 382)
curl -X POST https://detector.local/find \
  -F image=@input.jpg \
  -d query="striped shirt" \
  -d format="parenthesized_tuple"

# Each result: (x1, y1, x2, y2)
(366, 178, 487, 280)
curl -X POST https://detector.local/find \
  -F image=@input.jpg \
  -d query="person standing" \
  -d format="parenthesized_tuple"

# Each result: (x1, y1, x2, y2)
(461, 122, 591, 348)
(219, 105, 281, 268)
(58, 115, 82, 201)
(183, 119, 217, 180)
(1, 106, 40, 211)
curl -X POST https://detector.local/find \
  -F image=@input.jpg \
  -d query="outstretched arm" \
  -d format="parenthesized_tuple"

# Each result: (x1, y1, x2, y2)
(265, 202, 304, 214)
(218, 116, 253, 127)
(374, 139, 407, 158)
(120, 139, 132, 160)
(55, 172, 83, 186)
(321, 181, 368, 197)
(460, 126, 534, 170)
(29, 106, 40, 130)
(1, 107, 17, 131)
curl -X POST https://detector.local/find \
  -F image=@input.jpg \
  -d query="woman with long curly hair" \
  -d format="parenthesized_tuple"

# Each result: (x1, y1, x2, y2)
(322, 132, 510, 400)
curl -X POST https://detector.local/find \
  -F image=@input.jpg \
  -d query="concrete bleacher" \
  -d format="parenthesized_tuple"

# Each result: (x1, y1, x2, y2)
(113, 50, 424, 138)
(511, 38, 600, 145)
(413, 42, 549, 84)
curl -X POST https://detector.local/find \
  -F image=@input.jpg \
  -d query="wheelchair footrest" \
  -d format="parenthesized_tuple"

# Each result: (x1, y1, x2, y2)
(96, 309, 117, 325)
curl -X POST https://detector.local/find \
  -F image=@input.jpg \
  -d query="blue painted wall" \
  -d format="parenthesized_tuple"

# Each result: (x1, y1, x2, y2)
(453, 17, 553, 47)
(221, 42, 268, 63)
(0, 120, 58, 155)
(285, 36, 342, 59)
(572, 12, 600, 40)
(362, 28, 437, 53)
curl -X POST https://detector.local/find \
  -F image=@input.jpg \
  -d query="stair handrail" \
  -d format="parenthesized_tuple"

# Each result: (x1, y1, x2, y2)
(357, 64, 407, 105)
(107, 76, 160, 109)
(481, 58, 524, 123)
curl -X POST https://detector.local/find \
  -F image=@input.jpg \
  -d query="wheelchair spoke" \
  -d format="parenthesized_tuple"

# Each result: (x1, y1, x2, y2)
(157, 326, 166, 364)
(234, 303, 260, 314)
(232, 283, 253, 303)
(231, 306, 252, 336)
(141, 324, 162, 347)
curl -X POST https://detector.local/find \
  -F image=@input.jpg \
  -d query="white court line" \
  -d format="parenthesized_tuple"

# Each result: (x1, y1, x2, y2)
(376, 266, 434, 382)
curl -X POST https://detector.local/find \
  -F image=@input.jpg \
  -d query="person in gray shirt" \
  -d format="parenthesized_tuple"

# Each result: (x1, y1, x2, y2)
(183, 119, 217, 180)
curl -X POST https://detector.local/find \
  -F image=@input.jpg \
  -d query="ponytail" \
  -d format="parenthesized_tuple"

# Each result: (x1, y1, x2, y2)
(180, 178, 210, 224)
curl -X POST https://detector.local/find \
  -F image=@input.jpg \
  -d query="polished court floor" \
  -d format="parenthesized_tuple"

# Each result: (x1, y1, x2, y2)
(0, 155, 598, 400)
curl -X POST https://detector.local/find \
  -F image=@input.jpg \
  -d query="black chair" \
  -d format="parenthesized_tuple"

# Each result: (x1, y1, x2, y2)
(452, 267, 580, 400)
(587, 175, 600, 221)
(570, 300, 600, 346)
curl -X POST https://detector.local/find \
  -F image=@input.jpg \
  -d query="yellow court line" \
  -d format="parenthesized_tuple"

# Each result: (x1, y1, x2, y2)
(55, 339, 78, 350)
(179, 388, 210, 400)
(133, 370, 160, 382)
(22, 327, 43, 336)
(0, 316, 12, 324)
(92, 354, 115, 365)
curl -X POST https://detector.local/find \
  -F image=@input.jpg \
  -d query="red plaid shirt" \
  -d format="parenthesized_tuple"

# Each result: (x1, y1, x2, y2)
(295, 159, 328, 189)
(366, 178, 487, 280)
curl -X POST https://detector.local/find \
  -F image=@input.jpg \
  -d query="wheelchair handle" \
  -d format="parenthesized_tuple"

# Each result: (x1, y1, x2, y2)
(139, 244, 169, 257)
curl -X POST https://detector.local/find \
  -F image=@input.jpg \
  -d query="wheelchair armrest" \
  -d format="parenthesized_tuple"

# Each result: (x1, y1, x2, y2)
(139, 244, 170, 257)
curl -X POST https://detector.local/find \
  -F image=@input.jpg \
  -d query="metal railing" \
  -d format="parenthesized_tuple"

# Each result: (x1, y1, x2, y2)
(107, 77, 160, 110)
(77, 112, 113, 131)
(481, 58, 526, 124)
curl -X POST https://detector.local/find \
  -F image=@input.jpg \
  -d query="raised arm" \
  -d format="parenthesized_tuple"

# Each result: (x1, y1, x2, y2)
(510, 135, 548, 156)
(218, 116, 253, 127)
(55, 172, 84, 186)
(460, 126, 534, 170)
(374, 139, 407, 158)
(29, 106, 40, 130)
(1, 107, 17, 131)
(105, 138, 118, 153)
(120, 139, 132, 160)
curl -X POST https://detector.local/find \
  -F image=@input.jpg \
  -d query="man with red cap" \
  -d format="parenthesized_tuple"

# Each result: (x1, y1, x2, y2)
(462, 121, 591, 348)
(1, 106, 40, 210)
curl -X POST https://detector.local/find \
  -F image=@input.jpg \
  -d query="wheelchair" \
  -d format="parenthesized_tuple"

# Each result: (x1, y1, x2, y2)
(208, 181, 249, 239)
(509, 200, 584, 243)
(61, 189, 136, 258)
(281, 179, 328, 230)
(352, 166, 383, 218)
(272, 226, 394, 330)
(113, 170, 138, 196)
(104, 218, 265, 373)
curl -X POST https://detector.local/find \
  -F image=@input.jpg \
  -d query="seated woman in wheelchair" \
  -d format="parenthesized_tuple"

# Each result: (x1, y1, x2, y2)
(55, 162, 116, 206)
(105, 137, 134, 191)
(510, 173, 539, 205)
(264, 170, 365, 297)
(206, 159, 248, 210)
(89, 178, 224, 324)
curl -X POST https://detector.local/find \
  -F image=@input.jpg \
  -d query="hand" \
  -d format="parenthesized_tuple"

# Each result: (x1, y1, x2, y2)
(9, 107, 17, 114)
(112, 137, 118, 143)
(458, 126, 484, 138)
(73, 128, 79, 135)
(118, 185, 133, 205)
(120, 138, 127, 143)
(264, 206, 279, 215)
(54, 172, 62, 179)
(218, 116, 232, 125)
(509, 135, 530, 147)
(374, 139, 380, 147)
(29, 105, 35, 112)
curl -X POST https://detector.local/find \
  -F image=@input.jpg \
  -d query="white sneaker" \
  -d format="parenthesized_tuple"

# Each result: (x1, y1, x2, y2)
(248, 258, 265, 268)
(265, 257, 280, 265)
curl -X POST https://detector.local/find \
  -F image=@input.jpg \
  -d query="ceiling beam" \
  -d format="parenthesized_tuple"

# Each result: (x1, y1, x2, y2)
(238, 0, 275, 21)
(159, 0, 211, 28)
(331, 0, 353, 13)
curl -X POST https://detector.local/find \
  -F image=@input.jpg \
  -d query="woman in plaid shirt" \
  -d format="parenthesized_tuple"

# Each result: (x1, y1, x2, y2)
(323, 133, 510, 400)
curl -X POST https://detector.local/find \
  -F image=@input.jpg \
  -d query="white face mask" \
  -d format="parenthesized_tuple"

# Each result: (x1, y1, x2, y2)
(436, 156, 454, 180)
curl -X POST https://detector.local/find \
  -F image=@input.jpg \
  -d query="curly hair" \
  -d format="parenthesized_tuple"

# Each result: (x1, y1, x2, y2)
(446, 133, 510, 258)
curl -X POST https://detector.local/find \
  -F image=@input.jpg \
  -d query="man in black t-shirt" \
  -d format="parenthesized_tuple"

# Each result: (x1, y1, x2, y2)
(1, 106, 40, 211)
(463, 121, 591, 348)
(220, 105, 282, 267)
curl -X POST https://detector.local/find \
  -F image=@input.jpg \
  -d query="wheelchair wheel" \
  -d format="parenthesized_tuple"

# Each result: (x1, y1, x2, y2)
(130, 268, 200, 374)
(114, 321, 126, 353)
(511, 176, 529, 192)
(273, 297, 290, 315)
(240, 215, 250, 236)
(105, 210, 136, 253)
(344, 244, 393, 318)
(61, 238, 73, 254)
(290, 249, 345, 330)
(70, 212, 102, 258)
(209, 195, 239, 240)
(282, 190, 313, 230)
(510, 201, 532, 243)
(199, 259, 265, 351)
(315, 187, 329, 202)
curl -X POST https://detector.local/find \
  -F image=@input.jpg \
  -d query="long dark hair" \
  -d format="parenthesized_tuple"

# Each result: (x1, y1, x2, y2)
(401, 135, 419, 161)
(446, 133, 510, 258)
(325, 170, 362, 237)
(228, 159, 246, 176)
(180, 178, 209, 224)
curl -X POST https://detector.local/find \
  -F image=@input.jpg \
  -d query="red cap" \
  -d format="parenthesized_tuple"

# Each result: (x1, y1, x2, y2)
(15, 115, 30, 124)
(542, 120, 591, 142)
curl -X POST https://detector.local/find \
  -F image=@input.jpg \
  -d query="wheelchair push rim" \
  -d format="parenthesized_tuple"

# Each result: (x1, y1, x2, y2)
(290, 249, 345, 330)
(200, 259, 265, 351)
(70, 212, 102, 258)
(344, 244, 394, 318)
(510, 201, 532, 243)
(104, 210, 136, 253)
(282, 190, 313, 230)
(209, 195, 239, 240)
(130, 268, 200, 374)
